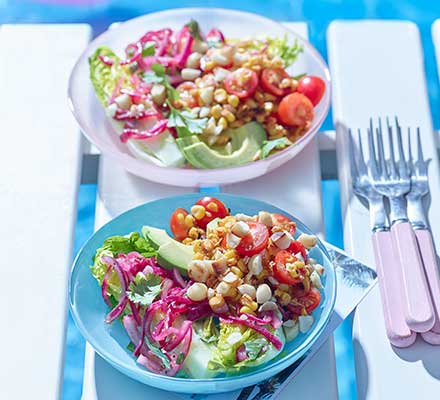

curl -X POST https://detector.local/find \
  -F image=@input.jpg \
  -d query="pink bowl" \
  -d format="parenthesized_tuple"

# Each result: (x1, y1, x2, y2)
(68, 8, 331, 187)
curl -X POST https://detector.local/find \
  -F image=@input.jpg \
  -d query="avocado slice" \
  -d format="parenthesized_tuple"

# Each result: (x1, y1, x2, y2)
(181, 122, 266, 169)
(142, 226, 172, 249)
(157, 241, 194, 276)
(143, 225, 194, 275)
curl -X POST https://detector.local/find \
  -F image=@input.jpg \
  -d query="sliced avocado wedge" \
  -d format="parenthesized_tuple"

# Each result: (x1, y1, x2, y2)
(142, 226, 172, 249)
(157, 241, 194, 276)
(180, 122, 266, 169)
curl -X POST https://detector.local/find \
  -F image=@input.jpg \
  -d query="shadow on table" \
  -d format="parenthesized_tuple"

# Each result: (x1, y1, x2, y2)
(392, 335, 440, 380)
(352, 337, 369, 400)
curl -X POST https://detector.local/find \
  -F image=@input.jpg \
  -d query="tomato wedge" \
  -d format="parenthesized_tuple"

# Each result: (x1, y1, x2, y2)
(272, 213, 296, 236)
(176, 82, 198, 108)
(236, 222, 269, 257)
(170, 208, 190, 241)
(224, 67, 258, 99)
(296, 75, 325, 106)
(278, 92, 314, 127)
(288, 240, 307, 262)
(194, 197, 229, 229)
(261, 68, 291, 97)
(288, 287, 321, 315)
(273, 250, 302, 285)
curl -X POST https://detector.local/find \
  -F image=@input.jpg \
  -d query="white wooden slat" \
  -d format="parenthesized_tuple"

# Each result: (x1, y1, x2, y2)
(0, 25, 91, 399)
(82, 22, 338, 400)
(328, 20, 440, 399)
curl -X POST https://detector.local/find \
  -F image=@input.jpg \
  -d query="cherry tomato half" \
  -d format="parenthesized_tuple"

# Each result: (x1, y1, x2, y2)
(224, 67, 258, 99)
(170, 208, 190, 241)
(194, 197, 229, 229)
(273, 250, 303, 285)
(272, 213, 296, 236)
(176, 82, 198, 108)
(261, 68, 291, 97)
(288, 240, 307, 262)
(236, 222, 269, 257)
(296, 75, 326, 106)
(278, 92, 314, 128)
(297, 288, 321, 313)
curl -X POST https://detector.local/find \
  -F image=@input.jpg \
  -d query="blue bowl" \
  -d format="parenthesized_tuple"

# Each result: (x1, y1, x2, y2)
(69, 194, 336, 394)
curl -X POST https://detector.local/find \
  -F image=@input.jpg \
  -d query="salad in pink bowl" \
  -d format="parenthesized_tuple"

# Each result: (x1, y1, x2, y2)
(89, 19, 327, 170)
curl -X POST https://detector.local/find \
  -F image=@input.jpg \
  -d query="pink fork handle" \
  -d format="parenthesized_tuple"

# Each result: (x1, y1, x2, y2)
(392, 222, 435, 332)
(415, 229, 440, 345)
(373, 231, 417, 347)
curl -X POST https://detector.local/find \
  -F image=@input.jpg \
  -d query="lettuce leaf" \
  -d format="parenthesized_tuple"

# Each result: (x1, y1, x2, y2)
(266, 35, 303, 67)
(193, 317, 220, 344)
(89, 46, 131, 106)
(90, 232, 157, 301)
(208, 322, 286, 371)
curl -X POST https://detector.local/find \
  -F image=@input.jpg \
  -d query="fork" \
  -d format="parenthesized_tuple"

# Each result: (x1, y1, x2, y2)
(406, 128, 440, 344)
(367, 118, 434, 332)
(348, 129, 416, 347)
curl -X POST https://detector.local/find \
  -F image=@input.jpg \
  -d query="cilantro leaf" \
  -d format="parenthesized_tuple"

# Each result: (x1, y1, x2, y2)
(260, 137, 293, 159)
(167, 103, 207, 137)
(185, 19, 203, 41)
(143, 63, 180, 102)
(141, 41, 156, 58)
(144, 337, 171, 369)
(127, 272, 162, 306)
(126, 342, 136, 352)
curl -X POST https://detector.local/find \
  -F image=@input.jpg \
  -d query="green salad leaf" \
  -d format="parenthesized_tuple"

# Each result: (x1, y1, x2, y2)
(89, 46, 131, 106)
(127, 272, 162, 306)
(90, 232, 157, 303)
(267, 35, 303, 67)
(208, 323, 268, 370)
(141, 41, 156, 58)
(167, 103, 208, 138)
(193, 317, 220, 344)
(260, 137, 293, 159)
(244, 338, 267, 361)
(185, 19, 203, 41)
(144, 337, 171, 369)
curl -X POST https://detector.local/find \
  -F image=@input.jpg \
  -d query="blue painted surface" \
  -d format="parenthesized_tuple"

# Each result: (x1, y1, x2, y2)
(3, 1, 438, 399)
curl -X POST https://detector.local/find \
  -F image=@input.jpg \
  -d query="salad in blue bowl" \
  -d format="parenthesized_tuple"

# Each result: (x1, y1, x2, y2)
(70, 194, 336, 393)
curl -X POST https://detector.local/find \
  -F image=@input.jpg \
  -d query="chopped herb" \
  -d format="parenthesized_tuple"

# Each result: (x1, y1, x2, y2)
(185, 19, 203, 41)
(167, 102, 208, 137)
(127, 272, 162, 306)
(176, 353, 186, 365)
(141, 41, 156, 58)
(143, 63, 180, 102)
(126, 342, 136, 352)
(144, 337, 171, 369)
(260, 137, 293, 159)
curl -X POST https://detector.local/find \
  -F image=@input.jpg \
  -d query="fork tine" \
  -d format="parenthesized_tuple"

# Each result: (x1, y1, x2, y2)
(407, 127, 413, 170)
(357, 128, 368, 174)
(367, 121, 378, 177)
(348, 128, 359, 178)
(394, 116, 408, 177)
(376, 118, 388, 177)
(416, 127, 424, 162)
(385, 116, 398, 178)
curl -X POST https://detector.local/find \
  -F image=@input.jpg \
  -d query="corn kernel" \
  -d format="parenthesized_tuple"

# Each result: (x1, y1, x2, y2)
(227, 95, 239, 107)
(237, 259, 248, 273)
(224, 249, 237, 260)
(217, 116, 228, 130)
(230, 266, 243, 278)
(188, 227, 199, 239)
(221, 109, 236, 123)
(182, 238, 193, 245)
(280, 292, 291, 306)
(191, 205, 206, 220)
(215, 133, 230, 146)
(193, 252, 204, 260)
(240, 306, 255, 315)
(204, 60, 215, 71)
(176, 212, 185, 223)
(264, 102, 274, 113)
(214, 88, 227, 103)
(210, 104, 222, 119)
(209, 294, 226, 312)
(206, 201, 218, 212)
(184, 214, 195, 228)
